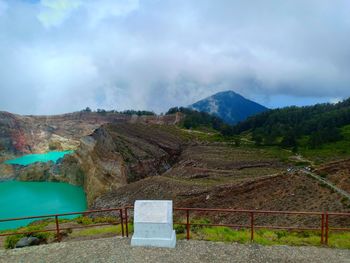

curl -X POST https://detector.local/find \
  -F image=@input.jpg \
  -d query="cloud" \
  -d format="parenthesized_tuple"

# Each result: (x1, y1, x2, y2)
(37, 0, 139, 28)
(0, 0, 350, 114)
(38, 0, 82, 28)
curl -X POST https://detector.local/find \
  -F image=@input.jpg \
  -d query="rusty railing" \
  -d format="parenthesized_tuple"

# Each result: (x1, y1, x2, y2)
(124, 206, 350, 246)
(0, 208, 124, 241)
(1, 207, 349, 246)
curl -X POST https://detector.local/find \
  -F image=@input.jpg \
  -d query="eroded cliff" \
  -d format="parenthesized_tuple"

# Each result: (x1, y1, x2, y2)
(73, 123, 184, 205)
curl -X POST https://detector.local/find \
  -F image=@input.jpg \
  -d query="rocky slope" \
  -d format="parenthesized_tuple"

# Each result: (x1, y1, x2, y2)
(71, 123, 185, 205)
(0, 111, 182, 204)
(86, 125, 350, 227)
(2, 110, 350, 227)
(0, 111, 180, 158)
(316, 159, 350, 193)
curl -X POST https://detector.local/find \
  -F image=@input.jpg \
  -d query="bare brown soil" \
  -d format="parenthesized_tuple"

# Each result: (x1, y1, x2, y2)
(316, 159, 350, 193)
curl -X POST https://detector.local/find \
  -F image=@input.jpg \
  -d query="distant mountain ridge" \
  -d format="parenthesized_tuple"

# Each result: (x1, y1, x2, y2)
(190, 90, 268, 124)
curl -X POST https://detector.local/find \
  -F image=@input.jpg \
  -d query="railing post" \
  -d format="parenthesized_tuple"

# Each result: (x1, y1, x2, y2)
(120, 209, 124, 237)
(250, 212, 254, 241)
(125, 207, 129, 238)
(186, 209, 190, 240)
(55, 215, 61, 242)
(325, 212, 329, 246)
(321, 213, 325, 244)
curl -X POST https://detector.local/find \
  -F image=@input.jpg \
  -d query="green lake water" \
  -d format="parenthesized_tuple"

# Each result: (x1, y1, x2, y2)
(4, 150, 74, 166)
(0, 181, 87, 230)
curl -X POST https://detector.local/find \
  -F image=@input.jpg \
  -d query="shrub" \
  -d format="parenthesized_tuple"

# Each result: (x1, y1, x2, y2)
(93, 217, 117, 224)
(4, 227, 53, 249)
(174, 224, 186, 234)
(190, 218, 211, 232)
(4, 234, 25, 249)
(276, 231, 288, 239)
(75, 216, 93, 225)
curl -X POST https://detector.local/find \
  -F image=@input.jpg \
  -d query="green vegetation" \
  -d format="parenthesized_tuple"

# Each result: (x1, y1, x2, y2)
(297, 124, 350, 162)
(233, 99, 350, 151)
(70, 226, 119, 237)
(74, 216, 118, 225)
(3, 216, 350, 249)
(177, 225, 350, 249)
(80, 107, 156, 116)
(120, 110, 156, 116)
(166, 107, 235, 136)
(3, 221, 54, 249)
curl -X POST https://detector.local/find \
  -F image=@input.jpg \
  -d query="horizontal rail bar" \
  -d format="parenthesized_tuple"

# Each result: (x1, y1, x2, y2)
(0, 222, 122, 237)
(0, 228, 57, 237)
(0, 208, 123, 223)
(174, 222, 321, 232)
(327, 212, 350, 216)
(329, 227, 350, 231)
(174, 207, 326, 216)
(123, 206, 350, 217)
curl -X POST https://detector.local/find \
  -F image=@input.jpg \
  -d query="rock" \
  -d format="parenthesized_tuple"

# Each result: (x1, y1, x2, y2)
(15, 236, 40, 248)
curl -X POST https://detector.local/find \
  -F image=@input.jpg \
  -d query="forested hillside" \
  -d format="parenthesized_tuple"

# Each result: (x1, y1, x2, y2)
(166, 107, 234, 135)
(233, 98, 350, 149)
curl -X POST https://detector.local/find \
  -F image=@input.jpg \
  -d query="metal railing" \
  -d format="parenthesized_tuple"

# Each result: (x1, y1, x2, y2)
(124, 206, 350, 246)
(1, 207, 349, 246)
(0, 208, 124, 241)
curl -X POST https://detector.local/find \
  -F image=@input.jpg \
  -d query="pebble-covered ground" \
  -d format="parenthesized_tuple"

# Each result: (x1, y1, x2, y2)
(0, 237, 349, 263)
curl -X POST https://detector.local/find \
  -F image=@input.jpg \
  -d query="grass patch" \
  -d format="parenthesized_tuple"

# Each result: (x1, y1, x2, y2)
(298, 125, 350, 163)
(176, 225, 350, 249)
(3, 223, 54, 249)
(70, 222, 134, 238)
(70, 225, 120, 238)
(328, 232, 350, 249)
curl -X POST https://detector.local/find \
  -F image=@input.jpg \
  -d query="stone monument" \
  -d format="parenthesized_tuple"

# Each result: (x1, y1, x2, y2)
(131, 200, 176, 248)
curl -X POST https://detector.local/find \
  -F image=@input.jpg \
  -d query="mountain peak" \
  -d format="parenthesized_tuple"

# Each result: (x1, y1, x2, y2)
(190, 90, 268, 124)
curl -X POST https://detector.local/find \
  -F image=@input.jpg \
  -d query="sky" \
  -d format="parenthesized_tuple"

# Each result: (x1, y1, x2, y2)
(0, 0, 349, 115)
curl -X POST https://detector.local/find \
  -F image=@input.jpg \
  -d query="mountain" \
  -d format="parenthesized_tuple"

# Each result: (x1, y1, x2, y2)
(190, 90, 268, 125)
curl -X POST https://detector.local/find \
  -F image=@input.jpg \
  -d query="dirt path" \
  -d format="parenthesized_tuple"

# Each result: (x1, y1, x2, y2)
(0, 237, 349, 263)
(300, 169, 350, 201)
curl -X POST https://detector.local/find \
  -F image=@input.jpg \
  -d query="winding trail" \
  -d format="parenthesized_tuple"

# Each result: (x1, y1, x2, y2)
(300, 169, 350, 201)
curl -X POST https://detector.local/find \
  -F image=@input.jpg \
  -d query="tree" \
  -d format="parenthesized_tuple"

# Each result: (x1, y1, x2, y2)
(254, 135, 263, 146)
(280, 130, 297, 148)
(82, 107, 92, 113)
(234, 137, 241, 147)
(97, 109, 107, 115)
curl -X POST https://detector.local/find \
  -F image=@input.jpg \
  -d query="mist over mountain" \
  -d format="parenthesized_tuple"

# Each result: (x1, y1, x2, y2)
(190, 91, 268, 124)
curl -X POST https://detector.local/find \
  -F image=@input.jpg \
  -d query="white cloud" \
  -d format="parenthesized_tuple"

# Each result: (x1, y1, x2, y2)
(0, 0, 350, 114)
(85, 0, 139, 26)
(330, 98, 342, 104)
(38, 0, 82, 28)
(37, 0, 139, 28)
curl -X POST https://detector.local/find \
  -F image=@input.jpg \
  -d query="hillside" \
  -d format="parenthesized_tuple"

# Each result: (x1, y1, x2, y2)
(190, 91, 268, 124)
(0, 113, 181, 204)
(233, 98, 350, 161)
(85, 123, 350, 227)
(1, 110, 350, 227)
(0, 111, 180, 158)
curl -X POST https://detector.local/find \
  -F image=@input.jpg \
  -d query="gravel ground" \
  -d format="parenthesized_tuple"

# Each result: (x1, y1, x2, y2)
(0, 237, 349, 263)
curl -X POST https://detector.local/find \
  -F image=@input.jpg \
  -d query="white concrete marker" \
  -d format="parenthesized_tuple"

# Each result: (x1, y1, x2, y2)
(131, 200, 176, 248)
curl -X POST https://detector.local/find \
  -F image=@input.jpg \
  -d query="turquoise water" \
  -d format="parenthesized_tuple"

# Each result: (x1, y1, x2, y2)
(0, 181, 87, 230)
(4, 150, 74, 166)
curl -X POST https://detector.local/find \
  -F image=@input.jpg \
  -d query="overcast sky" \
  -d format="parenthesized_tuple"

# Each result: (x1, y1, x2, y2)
(0, 0, 349, 115)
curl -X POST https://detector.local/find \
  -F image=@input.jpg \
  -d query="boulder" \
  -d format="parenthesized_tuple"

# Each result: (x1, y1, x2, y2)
(15, 236, 40, 248)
